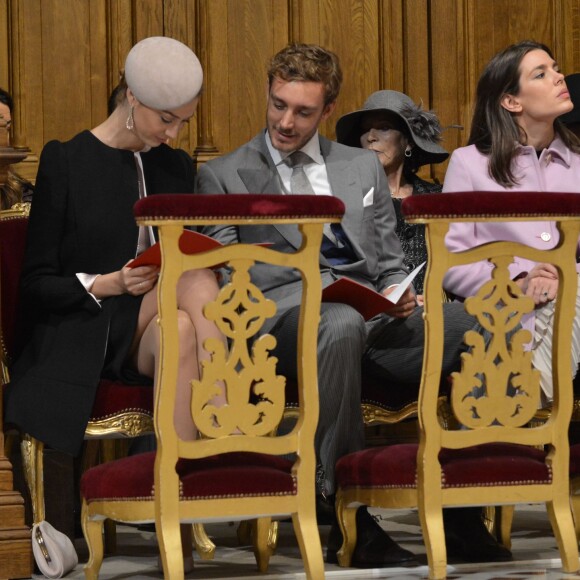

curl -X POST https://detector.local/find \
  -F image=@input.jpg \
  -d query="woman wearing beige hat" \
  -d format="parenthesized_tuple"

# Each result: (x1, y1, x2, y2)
(5, 37, 225, 465)
(336, 90, 448, 299)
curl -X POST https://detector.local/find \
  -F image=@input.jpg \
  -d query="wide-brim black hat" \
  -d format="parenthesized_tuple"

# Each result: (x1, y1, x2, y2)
(336, 90, 449, 166)
(560, 73, 580, 126)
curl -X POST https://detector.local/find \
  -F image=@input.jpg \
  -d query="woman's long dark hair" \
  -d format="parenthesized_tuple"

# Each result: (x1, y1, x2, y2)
(468, 40, 580, 187)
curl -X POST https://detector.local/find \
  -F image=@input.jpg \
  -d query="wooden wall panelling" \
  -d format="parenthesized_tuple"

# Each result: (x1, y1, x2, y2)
(39, 0, 92, 143)
(106, 0, 134, 90)
(429, 0, 468, 183)
(553, 0, 580, 74)
(164, 0, 198, 155)
(89, 1, 109, 130)
(133, 0, 164, 39)
(9, 0, 42, 184)
(204, 0, 289, 155)
(291, 0, 320, 44)
(402, 0, 430, 104)
(0, 0, 8, 90)
(380, 0, 405, 92)
(299, 0, 381, 140)
(192, 0, 218, 163)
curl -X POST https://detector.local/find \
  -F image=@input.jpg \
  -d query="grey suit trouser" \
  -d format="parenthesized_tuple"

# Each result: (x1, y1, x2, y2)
(270, 300, 476, 496)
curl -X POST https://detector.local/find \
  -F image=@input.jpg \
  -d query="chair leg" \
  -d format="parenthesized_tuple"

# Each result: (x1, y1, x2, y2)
(292, 507, 325, 580)
(496, 505, 515, 550)
(572, 493, 580, 540)
(236, 520, 252, 545)
(192, 523, 216, 560)
(335, 497, 357, 567)
(81, 501, 105, 580)
(252, 517, 274, 572)
(547, 496, 580, 573)
(419, 504, 447, 580)
(20, 434, 45, 523)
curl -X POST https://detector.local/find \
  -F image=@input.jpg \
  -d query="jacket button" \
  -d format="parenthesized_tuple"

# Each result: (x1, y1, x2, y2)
(540, 232, 551, 242)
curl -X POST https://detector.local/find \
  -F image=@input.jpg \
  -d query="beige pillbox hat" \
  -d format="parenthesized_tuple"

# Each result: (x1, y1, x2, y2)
(125, 36, 203, 110)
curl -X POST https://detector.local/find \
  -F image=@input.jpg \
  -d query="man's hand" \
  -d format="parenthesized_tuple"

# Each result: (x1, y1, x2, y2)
(382, 286, 417, 318)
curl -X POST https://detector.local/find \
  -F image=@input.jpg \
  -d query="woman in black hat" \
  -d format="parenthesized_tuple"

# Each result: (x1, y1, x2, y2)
(336, 90, 448, 299)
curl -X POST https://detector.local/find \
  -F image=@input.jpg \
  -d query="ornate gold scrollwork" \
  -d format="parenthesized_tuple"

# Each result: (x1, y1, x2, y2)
(192, 260, 286, 438)
(451, 255, 541, 428)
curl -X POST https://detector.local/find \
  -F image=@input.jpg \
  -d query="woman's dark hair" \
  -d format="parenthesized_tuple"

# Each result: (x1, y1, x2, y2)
(0, 87, 13, 112)
(468, 40, 580, 187)
(108, 74, 128, 115)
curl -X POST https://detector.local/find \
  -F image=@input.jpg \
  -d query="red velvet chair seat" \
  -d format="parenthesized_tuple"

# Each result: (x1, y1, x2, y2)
(81, 451, 296, 502)
(335, 443, 550, 490)
(89, 379, 153, 420)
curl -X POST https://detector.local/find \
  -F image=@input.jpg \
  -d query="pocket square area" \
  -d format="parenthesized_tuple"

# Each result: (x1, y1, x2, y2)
(363, 188, 374, 207)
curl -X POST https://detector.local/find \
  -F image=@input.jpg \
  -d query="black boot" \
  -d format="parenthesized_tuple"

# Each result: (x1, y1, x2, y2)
(443, 507, 512, 563)
(326, 507, 417, 568)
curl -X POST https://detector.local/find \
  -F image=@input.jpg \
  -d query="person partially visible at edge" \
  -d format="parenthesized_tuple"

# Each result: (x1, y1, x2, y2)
(560, 72, 580, 138)
(4, 37, 227, 567)
(0, 87, 34, 209)
(442, 40, 580, 408)
(195, 42, 508, 568)
(335, 89, 448, 299)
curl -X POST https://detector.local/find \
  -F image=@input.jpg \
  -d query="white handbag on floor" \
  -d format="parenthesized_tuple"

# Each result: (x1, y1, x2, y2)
(32, 520, 78, 578)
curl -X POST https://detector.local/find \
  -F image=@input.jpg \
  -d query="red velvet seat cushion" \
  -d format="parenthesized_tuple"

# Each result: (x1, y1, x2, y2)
(402, 191, 580, 220)
(90, 379, 153, 420)
(134, 193, 345, 221)
(81, 451, 296, 502)
(336, 443, 550, 490)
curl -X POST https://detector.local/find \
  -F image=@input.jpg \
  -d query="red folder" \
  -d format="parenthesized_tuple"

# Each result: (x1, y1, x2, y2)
(128, 230, 271, 268)
(128, 230, 225, 268)
(322, 263, 424, 320)
(322, 277, 398, 320)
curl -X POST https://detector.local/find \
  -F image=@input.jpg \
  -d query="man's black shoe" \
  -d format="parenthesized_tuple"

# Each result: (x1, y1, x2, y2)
(443, 507, 512, 563)
(326, 507, 417, 568)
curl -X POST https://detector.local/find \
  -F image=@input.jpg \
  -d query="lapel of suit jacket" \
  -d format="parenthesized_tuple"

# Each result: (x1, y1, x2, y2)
(320, 136, 364, 245)
(237, 132, 304, 250)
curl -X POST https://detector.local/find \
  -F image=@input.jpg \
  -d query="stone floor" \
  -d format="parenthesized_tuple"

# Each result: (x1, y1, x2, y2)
(25, 504, 580, 579)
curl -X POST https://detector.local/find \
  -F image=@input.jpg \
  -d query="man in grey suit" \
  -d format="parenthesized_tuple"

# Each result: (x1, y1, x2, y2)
(196, 44, 504, 567)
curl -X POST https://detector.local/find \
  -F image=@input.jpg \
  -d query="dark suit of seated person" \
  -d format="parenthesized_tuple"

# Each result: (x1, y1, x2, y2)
(195, 43, 497, 568)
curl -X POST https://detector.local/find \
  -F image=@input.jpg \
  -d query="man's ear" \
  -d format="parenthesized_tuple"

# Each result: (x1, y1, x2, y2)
(321, 100, 337, 122)
(501, 93, 522, 114)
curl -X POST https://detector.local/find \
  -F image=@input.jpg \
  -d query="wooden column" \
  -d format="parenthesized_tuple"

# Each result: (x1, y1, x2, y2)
(192, 0, 220, 167)
(0, 119, 33, 580)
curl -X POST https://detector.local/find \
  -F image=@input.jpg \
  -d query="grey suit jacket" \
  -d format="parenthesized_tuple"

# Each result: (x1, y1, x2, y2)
(196, 131, 408, 330)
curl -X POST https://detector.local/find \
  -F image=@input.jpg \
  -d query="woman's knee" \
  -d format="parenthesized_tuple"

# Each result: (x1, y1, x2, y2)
(178, 268, 220, 302)
(176, 310, 197, 355)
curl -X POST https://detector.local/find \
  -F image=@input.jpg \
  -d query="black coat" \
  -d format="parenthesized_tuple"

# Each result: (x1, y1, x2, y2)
(5, 130, 195, 454)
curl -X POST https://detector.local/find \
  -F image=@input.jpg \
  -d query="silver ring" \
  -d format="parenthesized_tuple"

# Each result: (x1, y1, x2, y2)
(139, 281, 144, 288)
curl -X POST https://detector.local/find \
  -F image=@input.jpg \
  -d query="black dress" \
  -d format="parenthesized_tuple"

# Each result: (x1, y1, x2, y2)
(5, 130, 195, 454)
(391, 174, 442, 294)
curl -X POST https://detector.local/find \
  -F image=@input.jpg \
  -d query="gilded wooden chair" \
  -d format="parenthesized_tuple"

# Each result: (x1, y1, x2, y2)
(80, 193, 343, 579)
(333, 191, 580, 580)
(0, 203, 154, 551)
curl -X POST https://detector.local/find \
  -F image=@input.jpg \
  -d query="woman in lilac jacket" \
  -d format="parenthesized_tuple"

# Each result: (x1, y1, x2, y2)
(443, 40, 580, 404)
